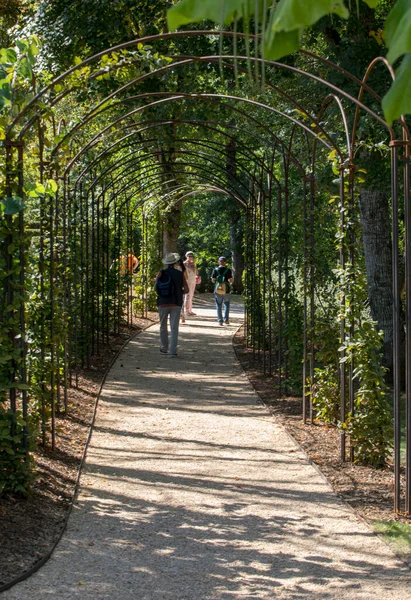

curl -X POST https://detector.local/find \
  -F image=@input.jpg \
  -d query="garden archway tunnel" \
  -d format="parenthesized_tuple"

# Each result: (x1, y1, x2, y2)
(1, 31, 410, 513)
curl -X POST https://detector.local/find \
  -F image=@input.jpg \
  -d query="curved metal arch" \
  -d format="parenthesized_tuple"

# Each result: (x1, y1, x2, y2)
(73, 120, 292, 190)
(84, 162, 251, 217)
(81, 146, 255, 208)
(12, 32, 395, 149)
(53, 91, 338, 168)
(78, 137, 274, 200)
(62, 93, 322, 178)
(68, 119, 303, 185)
(43, 55, 339, 157)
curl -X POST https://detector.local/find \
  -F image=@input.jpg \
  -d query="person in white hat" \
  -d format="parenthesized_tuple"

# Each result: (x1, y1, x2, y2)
(183, 251, 198, 316)
(155, 252, 186, 357)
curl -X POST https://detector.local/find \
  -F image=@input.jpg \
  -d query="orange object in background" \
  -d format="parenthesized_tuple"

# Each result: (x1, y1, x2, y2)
(119, 254, 139, 274)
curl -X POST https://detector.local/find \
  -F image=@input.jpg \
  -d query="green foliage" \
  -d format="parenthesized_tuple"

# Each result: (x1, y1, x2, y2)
(311, 365, 340, 425)
(341, 320, 393, 467)
(0, 403, 34, 495)
(167, 0, 411, 124)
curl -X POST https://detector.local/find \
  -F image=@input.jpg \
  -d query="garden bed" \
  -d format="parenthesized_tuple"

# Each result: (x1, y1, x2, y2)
(233, 329, 411, 563)
(0, 313, 158, 590)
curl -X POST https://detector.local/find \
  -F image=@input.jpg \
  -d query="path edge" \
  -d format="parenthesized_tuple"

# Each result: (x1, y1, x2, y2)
(231, 329, 411, 574)
(0, 321, 157, 594)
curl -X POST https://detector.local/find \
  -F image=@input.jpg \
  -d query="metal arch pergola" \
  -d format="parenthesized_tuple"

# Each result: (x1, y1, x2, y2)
(1, 30, 410, 514)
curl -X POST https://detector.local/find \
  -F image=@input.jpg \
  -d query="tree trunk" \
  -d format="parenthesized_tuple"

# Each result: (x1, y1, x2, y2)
(163, 198, 182, 254)
(358, 189, 394, 373)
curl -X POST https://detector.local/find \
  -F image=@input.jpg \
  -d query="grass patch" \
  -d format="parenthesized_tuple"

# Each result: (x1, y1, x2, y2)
(373, 521, 411, 558)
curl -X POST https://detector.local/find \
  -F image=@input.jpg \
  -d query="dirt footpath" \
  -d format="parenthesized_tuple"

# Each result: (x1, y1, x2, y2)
(3, 297, 411, 599)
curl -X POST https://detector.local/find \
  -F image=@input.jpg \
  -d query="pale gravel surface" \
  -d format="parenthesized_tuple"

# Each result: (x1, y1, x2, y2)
(3, 296, 411, 600)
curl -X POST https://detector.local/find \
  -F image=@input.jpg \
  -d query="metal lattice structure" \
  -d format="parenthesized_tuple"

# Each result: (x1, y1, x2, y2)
(1, 32, 410, 512)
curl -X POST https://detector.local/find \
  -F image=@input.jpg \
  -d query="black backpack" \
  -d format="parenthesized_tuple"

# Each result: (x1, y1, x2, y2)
(156, 269, 175, 298)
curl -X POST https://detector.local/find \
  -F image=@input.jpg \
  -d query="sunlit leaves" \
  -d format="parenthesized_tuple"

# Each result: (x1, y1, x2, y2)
(382, 53, 411, 125)
(385, 0, 411, 64)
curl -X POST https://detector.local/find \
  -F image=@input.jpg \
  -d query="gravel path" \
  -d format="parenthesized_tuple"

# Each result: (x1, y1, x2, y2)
(3, 296, 411, 599)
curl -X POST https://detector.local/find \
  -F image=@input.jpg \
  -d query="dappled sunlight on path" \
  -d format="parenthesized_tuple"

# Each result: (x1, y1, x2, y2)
(3, 295, 411, 599)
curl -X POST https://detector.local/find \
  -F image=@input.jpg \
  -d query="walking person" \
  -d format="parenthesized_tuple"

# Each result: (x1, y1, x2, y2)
(155, 252, 185, 357)
(211, 256, 233, 326)
(177, 258, 189, 324)
(183, 251, 198, 316)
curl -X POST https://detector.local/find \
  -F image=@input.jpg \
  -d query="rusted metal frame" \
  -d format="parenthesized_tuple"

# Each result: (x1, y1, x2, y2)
(73, 184, 80, 387)
(62, 175, 69, 412)
(55, 92, 337, 176)
(282, 152, 290, 393)
(91, 183, 96, 357)
(85, 153, 250, 213)
(95, 165, 250, 217)
(278, 184, 283, 397)
(267, 153, 275, 378)
(352, 57, 409, 512)
(3, 140, 18, 444)
(81, 135, 270, 198)
(84, 145, 255, 205)
(75, 119, 303, 190)
(405, 135, 411, 514)
(49, 175, 56, 450)
(48, 60, 339, 163)
(339, 164, 347, 460)
(96, 185, 101, 355)
(262, 188, 268, 375)
(390, 141, 401, 512)
(63, 94, 310, 185)
(126, 199, 132, 328)
(37, 128, 48, 443)
(105, 197, 110, 344)
(309, 175, 316, 425)
(348, 164, 356, 463)
(257, 191, 262, 363)
(302, 176, 309, 424)
(251, 179, 257, 357)
(16, 142, 28, 452)
(11, 30, 388, 134)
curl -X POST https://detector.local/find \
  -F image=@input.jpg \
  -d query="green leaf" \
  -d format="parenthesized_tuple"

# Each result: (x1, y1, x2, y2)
(167, 0, 257, 31)
(2, 196, 25, 215)
(0, 48, 17, 65)
(385, 0, 411, 64)
(362, 0, 380, 7)
(382, 53, 411, 125)
(263, 28, 302, 61)
(45, 179, 58, 195)
(267, 0, 348, 33)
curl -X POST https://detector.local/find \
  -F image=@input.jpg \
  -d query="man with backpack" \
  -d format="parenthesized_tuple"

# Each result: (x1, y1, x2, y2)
(211, 256, 233, 326)
(155, 252, 186, 357)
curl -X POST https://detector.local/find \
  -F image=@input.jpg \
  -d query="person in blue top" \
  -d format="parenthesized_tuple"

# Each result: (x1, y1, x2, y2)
(155, 252, 186, 357)
(211, 256, 233, 326)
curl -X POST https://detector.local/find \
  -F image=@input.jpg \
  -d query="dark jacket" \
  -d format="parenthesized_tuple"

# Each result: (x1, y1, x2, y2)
(155, 265, 184, 307)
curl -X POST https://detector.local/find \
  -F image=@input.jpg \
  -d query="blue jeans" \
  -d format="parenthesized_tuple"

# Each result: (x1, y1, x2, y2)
(214, 293, 230, 324)
(159, 305, 181, 355)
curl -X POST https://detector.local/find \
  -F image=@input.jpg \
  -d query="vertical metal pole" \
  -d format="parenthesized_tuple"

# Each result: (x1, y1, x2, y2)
(405, 138, 411, 515)
(340, 163, 347, 461)
(391, 142, 401, 512)
(278, 187, 282, 395)
(303, 176, 308, 424)
(310, 175, 315, 424)
(17, 143, 28, 452)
